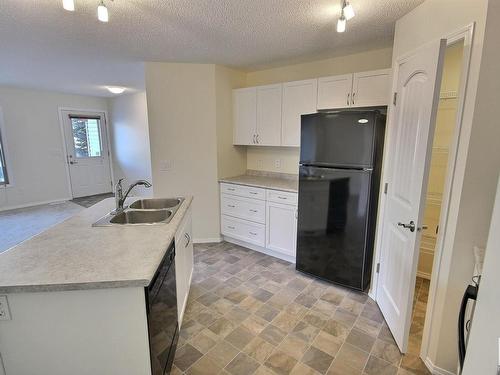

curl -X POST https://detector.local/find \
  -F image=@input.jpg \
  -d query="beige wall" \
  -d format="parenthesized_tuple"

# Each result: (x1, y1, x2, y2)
(418, 43, 464, 279)
(243, 47, 393, 175)
(108, 91, 152, 197)
(145, 63, 246, 241)
(385, 0, 491, 372)
(215, 66, 247, 179)
(0, 86, 108, 210)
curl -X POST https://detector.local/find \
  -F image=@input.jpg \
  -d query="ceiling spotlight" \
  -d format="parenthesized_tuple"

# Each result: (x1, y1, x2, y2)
(337, 13, 346, 33)
(97, 1, 109, 22)
(62, 0, 75, 11)
(343, 1, 355, 20)
(107, 87, 125, 94)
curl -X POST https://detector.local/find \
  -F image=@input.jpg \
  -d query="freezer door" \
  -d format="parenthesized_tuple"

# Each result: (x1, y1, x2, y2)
(296, 165, 372, 290)
(300, 111, 377, 168)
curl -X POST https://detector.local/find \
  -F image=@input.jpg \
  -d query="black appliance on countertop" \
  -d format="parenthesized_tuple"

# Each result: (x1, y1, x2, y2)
(296, 109, 386, 291)
(146, 242, 178, 375)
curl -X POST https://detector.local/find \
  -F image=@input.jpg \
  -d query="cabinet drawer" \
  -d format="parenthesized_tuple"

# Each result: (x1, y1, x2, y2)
(221, 194, 266, 224)
(220, 183, 266, 200)
(266, 190, 298, 205)
(221, 215, 265, 246)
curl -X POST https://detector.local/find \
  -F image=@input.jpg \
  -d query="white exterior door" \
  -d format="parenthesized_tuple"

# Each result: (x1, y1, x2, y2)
(266, 201, 297, 257)
(317, 74, 353, 110)
(281, 79, 317, 147)
(233, 87, 257, 145)
(376, 39, 446, 352)
(256, 84, 282, 146)
(351, 69, 391, 107)
(62, 110, 112, 198)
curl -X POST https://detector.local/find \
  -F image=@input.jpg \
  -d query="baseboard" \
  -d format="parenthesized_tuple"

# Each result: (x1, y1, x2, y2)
(417, 270, 432, 280)
(0, 198, 72, 212)
(368, 289, 377, 302)
(193, 237, 222, 244)
(424, 356, 457, 375)
(223, 235, 296, 264)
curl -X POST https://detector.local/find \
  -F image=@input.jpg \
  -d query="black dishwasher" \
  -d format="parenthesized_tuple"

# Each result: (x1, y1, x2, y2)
(145, 242, 178, 375)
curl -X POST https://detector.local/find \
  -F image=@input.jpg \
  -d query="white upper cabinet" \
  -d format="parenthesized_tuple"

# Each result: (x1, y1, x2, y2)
(233, 87, 257, 145)
(317, 74, 353, 110)
(282, 79, 318, 147)
(256, 84, 282, 146)
(351, 69, 391, 107)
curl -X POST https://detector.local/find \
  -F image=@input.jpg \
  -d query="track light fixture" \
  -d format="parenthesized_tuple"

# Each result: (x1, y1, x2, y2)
(61, 0, 113, 22)
(337, 0, 355, 33)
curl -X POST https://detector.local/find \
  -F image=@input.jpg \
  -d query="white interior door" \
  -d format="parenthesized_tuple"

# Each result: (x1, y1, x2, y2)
(376, 39, 446, 352)
(62, 110, 112, 198)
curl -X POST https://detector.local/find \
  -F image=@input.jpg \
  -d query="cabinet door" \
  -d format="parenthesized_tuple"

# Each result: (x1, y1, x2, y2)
(256, 84, 282, 146)
(266, 201, 297, 257)
(183, 210, 194, 292)
(233, 87, 257, 145)
(351, 68, 391, 107)
(317, 74, 353, 110)
(174, 207, 193, 326)
(282, 79, 318, 147)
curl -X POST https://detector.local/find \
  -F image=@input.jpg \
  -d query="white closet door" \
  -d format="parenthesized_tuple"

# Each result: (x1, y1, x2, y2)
(351, 69, 391, 107)
(281, 79, 318, 147)
(256, 84, 282, 146)
(233, 87, 257, 145)
(317, 74, 353, 110)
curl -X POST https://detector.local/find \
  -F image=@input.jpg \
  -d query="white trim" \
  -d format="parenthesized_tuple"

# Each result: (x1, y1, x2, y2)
(58, 107, 114, 199)
(420, 23, 475, 364)
(424, 356, 456, 375)
(0, 198, 72, 212)
(223, 235, 296, 264)
(193, 237, 222, 244)
(0, 107, 14, 188)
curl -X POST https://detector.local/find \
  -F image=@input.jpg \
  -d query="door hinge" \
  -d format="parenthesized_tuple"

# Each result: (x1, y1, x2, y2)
(384, 183, 388, 195)
(393, 92, 397, 106)
(376, 263, 380, 274)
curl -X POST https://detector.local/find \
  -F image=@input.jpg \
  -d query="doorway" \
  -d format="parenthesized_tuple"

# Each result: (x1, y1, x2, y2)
(60, 110, 113, 198)
(409, 41, 465, 356)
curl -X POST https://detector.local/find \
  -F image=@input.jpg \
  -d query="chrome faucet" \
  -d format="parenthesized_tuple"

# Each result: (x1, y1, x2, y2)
(114, 179, 152, 213)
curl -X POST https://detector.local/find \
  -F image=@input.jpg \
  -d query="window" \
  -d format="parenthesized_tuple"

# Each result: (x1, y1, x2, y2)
(0, 127, 8, 185)
(69, 116, 103, 158)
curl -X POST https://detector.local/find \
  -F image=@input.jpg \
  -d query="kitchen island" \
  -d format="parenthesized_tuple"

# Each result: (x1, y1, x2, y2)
(0, 197, 193, 375)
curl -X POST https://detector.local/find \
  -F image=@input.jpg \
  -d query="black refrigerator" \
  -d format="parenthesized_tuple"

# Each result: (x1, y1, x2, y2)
(296, 110, 386, 291)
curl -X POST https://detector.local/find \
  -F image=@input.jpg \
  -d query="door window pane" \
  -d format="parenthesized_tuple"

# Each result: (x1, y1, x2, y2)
(71, 118, 102, 158)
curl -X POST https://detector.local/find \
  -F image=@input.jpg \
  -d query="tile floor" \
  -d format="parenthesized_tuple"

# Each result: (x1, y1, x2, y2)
(173, 242, 431, 375)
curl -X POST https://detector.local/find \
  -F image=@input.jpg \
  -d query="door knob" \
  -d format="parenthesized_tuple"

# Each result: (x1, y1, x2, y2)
(398, 220, 416, 232)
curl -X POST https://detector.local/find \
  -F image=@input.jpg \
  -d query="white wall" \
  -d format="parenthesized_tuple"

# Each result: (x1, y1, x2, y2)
(108, 91, 152, 196)
(0, 86, 108, 210)
(375, 0, 494, 372)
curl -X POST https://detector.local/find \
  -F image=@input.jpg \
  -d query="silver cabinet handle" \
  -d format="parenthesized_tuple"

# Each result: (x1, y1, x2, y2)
(277, 196, 287, 200)
(184, 232, 191, 247)
(249, 192, 258, 195)
(398, 221, 416, 232)
(227, 204, 235, 208)
(256, 134, 260, 144)
(253, 134, 256, 144)
(227, 187, 235, 191)
(249, 209, 258, 213)
(352, 92, 356, 105)
(347, 93, 350, 106)
(227, 225, 235, 230)
(249, 231, 257, 236)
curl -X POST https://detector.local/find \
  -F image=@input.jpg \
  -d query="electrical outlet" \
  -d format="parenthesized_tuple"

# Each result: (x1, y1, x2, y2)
(257, 159, 264, 169)
(274, 159, 281, 169)
(0, 295, 11, 321)
(159, 160, 174, 172)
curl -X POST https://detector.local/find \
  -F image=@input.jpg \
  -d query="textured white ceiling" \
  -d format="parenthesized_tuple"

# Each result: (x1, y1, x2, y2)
(0, 0, 424, 96)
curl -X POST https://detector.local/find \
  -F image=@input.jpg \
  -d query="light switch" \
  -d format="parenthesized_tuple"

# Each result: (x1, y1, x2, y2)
(160, 160, 174, 172)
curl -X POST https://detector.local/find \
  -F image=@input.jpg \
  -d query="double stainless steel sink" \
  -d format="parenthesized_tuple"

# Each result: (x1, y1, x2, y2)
(93, 198, 184, 226)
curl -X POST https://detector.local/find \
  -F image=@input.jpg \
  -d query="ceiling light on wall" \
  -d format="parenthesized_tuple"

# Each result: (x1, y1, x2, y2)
(62, 0, 75, 11)
(107, 87, 125, 94)
(343, 1, 355, 20)
(336, 13, 346, 33)
(97, 1, 109, 22)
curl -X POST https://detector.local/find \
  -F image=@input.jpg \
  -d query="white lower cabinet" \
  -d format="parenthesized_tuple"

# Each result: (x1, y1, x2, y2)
(266, 201, 297, 257)
(220, 183, 297, 261)
(175, 206, 193, 326)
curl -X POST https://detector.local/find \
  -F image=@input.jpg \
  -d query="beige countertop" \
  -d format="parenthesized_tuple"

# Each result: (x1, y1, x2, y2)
(0, 197, 192, 293)
(219, 173, 298, 193)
